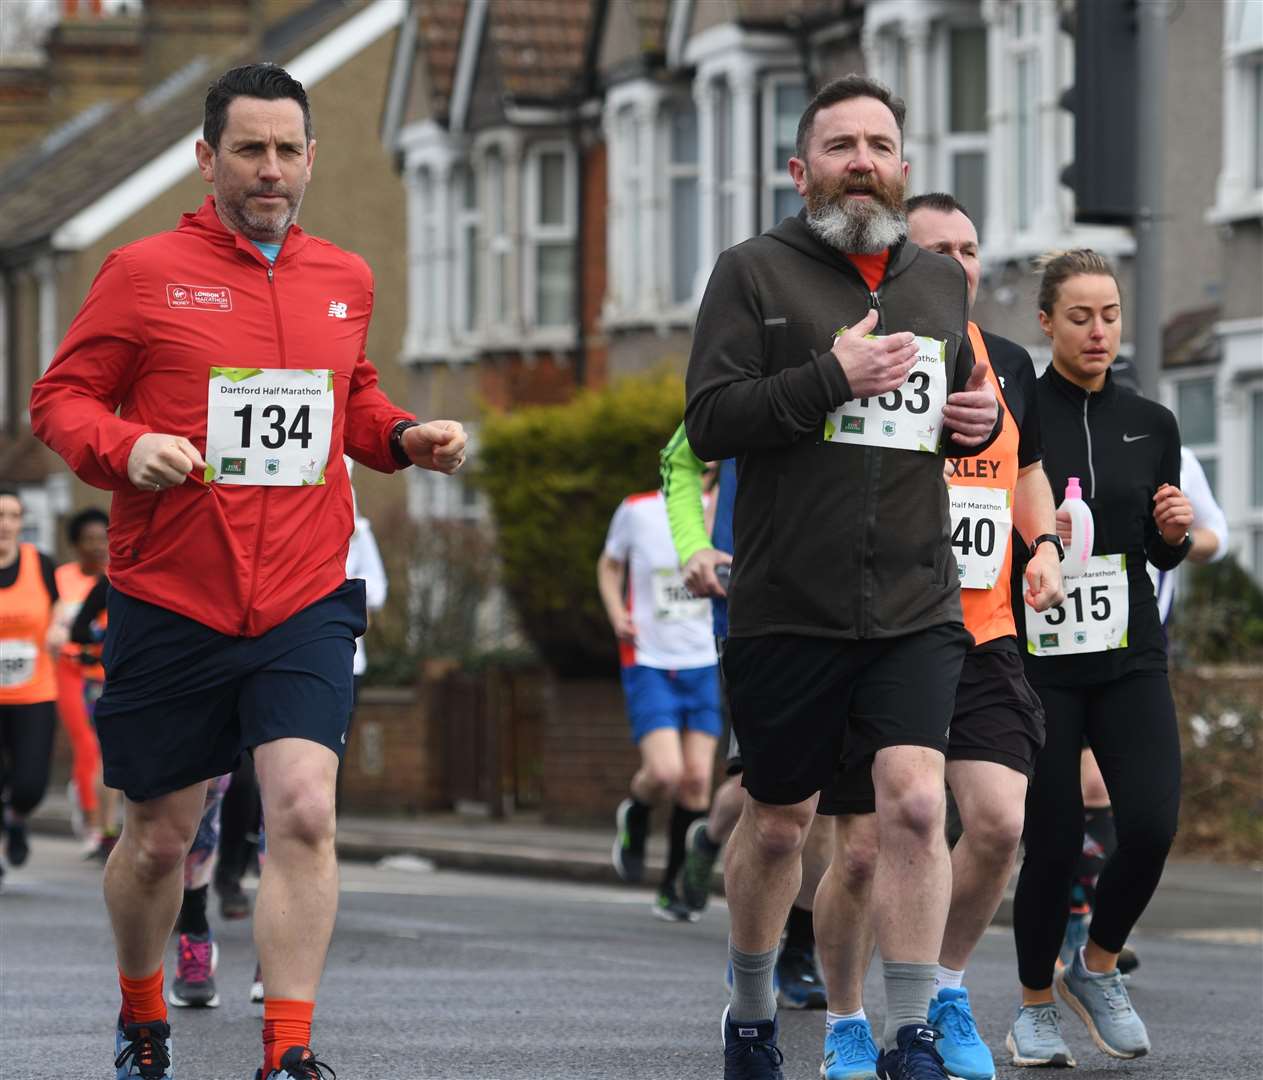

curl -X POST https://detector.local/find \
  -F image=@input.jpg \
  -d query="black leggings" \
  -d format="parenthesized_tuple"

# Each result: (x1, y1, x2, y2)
(1014, 672, 1181, 990)
(0, 701, 58, 816)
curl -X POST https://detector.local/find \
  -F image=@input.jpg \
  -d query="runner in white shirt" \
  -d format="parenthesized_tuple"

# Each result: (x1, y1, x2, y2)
(597, 490, 721, 921)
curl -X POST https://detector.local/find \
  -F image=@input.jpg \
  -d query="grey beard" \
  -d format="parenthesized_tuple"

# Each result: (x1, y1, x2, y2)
(805, 198, 906, 255)
(224, 193, 303, 242)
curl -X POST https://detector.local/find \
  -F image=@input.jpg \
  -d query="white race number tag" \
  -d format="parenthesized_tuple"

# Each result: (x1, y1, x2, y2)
(0, 639, 38, 688)
(949, 485, 1012, 590)
(204, 367, 333, 486)
(824, 335, 947, 453)
(652, 569, 709, 623)
(1026, 554, 1129, 656)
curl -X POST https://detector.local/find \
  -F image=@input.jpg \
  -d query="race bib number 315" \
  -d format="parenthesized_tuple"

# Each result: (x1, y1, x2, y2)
(823, 335, 948, 453)
(1025, 554, 1130, 656)
(204, 367, 334, 486)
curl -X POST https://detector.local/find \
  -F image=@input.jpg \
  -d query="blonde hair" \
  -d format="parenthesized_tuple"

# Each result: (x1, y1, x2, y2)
(1035, 249, 1120, 315)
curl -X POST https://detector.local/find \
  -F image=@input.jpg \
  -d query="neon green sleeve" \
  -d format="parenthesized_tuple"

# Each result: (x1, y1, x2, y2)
(659, 421, 711, 566)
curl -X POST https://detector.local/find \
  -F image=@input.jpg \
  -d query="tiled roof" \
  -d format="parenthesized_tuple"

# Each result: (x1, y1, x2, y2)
(1163, 306, 1221, 369)
(487, 0, 597, 101)
(0, 0, 361, 255)
(417, 0, 467, 120)
(736, 0, 857, 25)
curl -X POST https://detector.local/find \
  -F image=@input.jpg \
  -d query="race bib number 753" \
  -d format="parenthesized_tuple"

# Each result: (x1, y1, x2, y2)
(823, 335, 948, 453)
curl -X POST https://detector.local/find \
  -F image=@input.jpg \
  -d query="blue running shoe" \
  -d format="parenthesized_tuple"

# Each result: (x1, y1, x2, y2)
(821, 1017, 879, 1079)
(1005, 1003, 1075, 1067)
(722, 1006, 785, 1080)
(1056, 948, 1149, 1058)
(777, 945, 826, 1009)
(114, 1016, 172, 1079)
(255, 1046, 336, 1079)
(875, 1024, 948, 1080)
(928, 988, 994, 1080)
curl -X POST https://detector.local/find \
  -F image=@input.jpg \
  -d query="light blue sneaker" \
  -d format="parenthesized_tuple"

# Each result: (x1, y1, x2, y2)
(255, 1046, 335, 1079)
(1056, 948, 1150, 1058)
(114, 1016, 172, 1079)
(820, 1017, 879, 1079)
(928, 987, 995, 1080)
(1005, 1003, 1075, 1068)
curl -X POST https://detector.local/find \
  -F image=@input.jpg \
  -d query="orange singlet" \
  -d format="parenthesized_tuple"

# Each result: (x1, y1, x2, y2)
(950, 323, 1021, 647)
(0, 544, 58, 705)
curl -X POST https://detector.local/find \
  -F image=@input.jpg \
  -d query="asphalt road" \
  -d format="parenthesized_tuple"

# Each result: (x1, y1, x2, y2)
(1, 836, 1259, 1079)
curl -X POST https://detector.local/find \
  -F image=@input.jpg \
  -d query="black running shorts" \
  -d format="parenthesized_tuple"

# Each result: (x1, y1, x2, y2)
(96, 580, 365, 802)
(722, 622, 970, 806)
(818, 635, 1045, 816)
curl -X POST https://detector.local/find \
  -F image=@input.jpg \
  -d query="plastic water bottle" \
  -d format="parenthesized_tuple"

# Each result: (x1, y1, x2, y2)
(1060, 477, 1094, 576)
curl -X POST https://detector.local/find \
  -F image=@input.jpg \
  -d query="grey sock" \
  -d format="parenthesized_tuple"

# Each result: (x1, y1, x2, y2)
(882, 960, 937, 1048)
(729, 940, 778, 1022)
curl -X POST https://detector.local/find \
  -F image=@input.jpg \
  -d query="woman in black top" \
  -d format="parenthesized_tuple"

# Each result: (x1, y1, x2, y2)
(1006, 252, 1193, 1068)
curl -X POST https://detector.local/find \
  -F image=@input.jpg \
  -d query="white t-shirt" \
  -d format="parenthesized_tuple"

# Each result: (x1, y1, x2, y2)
(1150, 448, 1229, 623)
(345, 515, 387, 676)
(603, 491, 717, 670)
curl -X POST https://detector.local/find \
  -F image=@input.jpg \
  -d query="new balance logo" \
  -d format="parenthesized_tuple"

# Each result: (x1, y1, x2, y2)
(327, 300, 348, 319)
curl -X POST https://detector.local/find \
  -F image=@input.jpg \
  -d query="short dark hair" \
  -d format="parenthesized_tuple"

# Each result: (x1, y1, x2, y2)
(906, 192, 973, 222)
(796, 74, 906, 160)
(204, 63, 313, 151)
(67, 507, 109, 545)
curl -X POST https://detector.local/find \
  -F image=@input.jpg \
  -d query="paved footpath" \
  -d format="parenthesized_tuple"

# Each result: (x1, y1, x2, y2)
(1, 835, 1259, 1079)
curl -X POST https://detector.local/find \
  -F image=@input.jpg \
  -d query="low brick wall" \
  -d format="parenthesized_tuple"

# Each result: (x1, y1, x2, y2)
(340, 685, 448, 815)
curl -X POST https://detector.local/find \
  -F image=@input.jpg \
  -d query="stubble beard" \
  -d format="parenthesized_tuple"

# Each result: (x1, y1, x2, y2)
(803, 170, 907, 255)
(221, 188, 304, 243)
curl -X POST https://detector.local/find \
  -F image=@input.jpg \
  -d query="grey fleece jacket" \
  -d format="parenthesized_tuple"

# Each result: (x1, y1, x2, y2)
(684, 213, 999, 641)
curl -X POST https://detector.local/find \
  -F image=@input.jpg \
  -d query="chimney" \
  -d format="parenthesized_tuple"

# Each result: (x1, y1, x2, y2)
(143, 0, 260, 88)
(44, 5, 145, 126)
(0, 64, 52, 168)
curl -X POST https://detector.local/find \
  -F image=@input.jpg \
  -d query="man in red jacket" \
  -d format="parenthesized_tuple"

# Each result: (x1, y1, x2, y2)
(30, 64, 466, 1080)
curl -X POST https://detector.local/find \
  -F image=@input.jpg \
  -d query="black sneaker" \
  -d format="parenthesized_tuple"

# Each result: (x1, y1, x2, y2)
(5, 822, 29, 866)
(722, 1006, 784, 1079)
(1118, 944, 1140, 976)
(612, 797, 649, 883)
(680, 818, 720, 912)
(256, 1046, 336, 1079)
(652, 886, 699, 923)
(114, 1016, 173, 1079)
(876, 1024, 948, 1080)
(776, 945, 826, 1009)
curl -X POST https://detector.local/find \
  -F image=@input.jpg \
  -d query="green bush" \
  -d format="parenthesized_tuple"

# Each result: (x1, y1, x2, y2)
(1170, 555, 1263, 665)
(472, 368, 686, 677)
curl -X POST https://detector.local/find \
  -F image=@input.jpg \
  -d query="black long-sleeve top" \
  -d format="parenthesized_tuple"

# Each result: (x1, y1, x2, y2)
(1015, 365, 1189, 686)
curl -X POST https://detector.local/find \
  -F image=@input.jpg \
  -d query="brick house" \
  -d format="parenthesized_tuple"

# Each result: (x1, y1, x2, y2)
(0, 0, 414, 553)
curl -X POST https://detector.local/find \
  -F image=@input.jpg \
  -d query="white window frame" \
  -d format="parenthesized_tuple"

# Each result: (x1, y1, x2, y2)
(1170, 371, 1222, 497)
(454, 162, 481, 344)
(761, 71, 807, 231)
(934, 21, 989, 225)
(664, 93, 701, 311)
(1211, 0, 1263, 223)
(618, 103, 644, 316)
(522, 140, 577, 342)
(481, 142, 514, 344)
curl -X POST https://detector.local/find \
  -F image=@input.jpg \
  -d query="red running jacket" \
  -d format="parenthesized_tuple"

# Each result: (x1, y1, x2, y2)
(30, 197, 414, 637)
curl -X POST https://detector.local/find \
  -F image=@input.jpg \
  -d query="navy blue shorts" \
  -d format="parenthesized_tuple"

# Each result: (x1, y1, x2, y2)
(619, 664, 723, 743)
(96, 581, 365, 802)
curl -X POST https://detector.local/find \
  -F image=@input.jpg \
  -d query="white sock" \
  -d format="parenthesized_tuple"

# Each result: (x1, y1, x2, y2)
(935, 965, 965, 991)
(826, 1007, 867, 1033)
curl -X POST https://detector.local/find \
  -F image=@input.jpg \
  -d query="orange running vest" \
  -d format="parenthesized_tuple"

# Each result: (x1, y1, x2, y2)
(950, 324, 1020, 647)
(55, 561, 106, 682)
(0, 544, 58, 704)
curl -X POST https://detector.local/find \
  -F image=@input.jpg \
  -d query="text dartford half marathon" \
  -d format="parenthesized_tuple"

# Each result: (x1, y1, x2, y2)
(216, 385, 325, 396)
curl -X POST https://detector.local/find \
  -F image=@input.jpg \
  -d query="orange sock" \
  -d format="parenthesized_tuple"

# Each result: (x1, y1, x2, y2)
(119, 966, 166, 1025)
(263, 998, 315, 1076)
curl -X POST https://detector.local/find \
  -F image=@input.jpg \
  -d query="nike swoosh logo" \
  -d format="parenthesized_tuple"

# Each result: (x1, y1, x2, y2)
(1122, 433, 1150, 443)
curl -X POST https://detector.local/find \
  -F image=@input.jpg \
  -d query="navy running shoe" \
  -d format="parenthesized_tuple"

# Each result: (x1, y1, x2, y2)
(114, 1016, 172, 1079)
(722, 1006, 785, 1080)
(256, 1046, 336, 1079)
(875, 1024, 948, 1080)
(612, 798, 649, 883)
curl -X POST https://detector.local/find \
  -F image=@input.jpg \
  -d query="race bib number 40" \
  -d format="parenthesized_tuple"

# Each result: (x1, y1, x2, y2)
(652, 569, 709, 623)
(1025, 554, 1129, 656)
(204, 367, 334, 486)
(823, 335, 948, 453)
(949, 486, 1012, 590)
